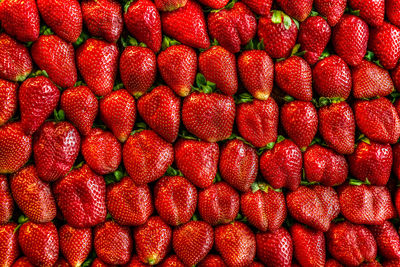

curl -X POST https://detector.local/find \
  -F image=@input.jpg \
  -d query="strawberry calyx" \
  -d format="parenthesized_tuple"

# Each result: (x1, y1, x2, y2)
(357, 134, 371, 145)
(104, 169, 125, 185)
(318, 50, 330, 60)
(213, 172, 222, 183)
(364, 51, 383, 68)
(113, 83, 124, 91)
(235, 213, 248, 222)
(178, 129, 200, 141)
(193, 73, 216, 94)
(206, 0, 237, 13)
(271, 10, 298, 30)
(290, 44, 306, 57)
(244, 38, 264, 51)
(316, 97, 345, 107)
(74, 81, 86, 87)
(235, 92, 253, 104)
(309, 10, 319, 17)
(53, 109, 65, 122)
(283, 95, 295, 102)
(13, 215, 29, 234)
(165, 166, 184, 176)
(251, 181, 282, 193)
(349, 178, 371, 186)
(300, 180, 319, 186)
(257, 135, 285, 155)
(131, 122, 148, 135)
(81, 250, 97, 267)
(39, 25, 54, 36)
(73, 31, 89, 47)
(161, 35, 181, 50)
(121, 35, 147, 48)
(345, 7, 360, 16)
(227, 133, 255, 148)
(124, 0, 135, 13)
(28, 69, 49, 78)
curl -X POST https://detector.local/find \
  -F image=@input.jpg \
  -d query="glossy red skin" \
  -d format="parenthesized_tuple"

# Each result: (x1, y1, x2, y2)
(314, 0, 346, 26)
(384, 259, 400, 267)
(369, 221, 400, 260)
(393, 143, 400, 179)
(349, 0, 384, 27)
(11, 257, 34, 267)
(197, 0, 228, 9)
(275, 0, 312, 22)
(387, 0, 400, 27)
(392, 64, 400, 91)
(81, 0, 123, 43)
(198, 182, 239, 226)
(125, 255, 150, 267)
(0, 175, 13, 224)
(91, 258, 115, 267)
(54, 258, 70, 267)
(241, 0, 272, 15)
(19, 76, 60, 135)
(0, 223, 19, 267)
(33, 121, 81, 182)
(106, 176, 153, 226)
(325, 259, 344, 267)
(59, 225, 92, 267)
(0, 79, 17, 126)
(159, 255, 185, 267)
(155, 0, 187, 11)
(198, 254, 227, 267)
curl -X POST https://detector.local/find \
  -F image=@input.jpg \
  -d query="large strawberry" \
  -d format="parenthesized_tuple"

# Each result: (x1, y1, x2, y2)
(0, 175, 13, 224)
(314, 0, 346, 26)
(59, 225, 92, 267)
(198, 254, 227, 267)
(241, 0, 272, 15)
(0, 223, 19, 267)
(348, 0, 384, 27)
(276, 0, 313, 22)
(369, 221, 400, 260)
(154, 0, 187, 11)
(0, 79, 17, 126)
(387, 0, 400, 27)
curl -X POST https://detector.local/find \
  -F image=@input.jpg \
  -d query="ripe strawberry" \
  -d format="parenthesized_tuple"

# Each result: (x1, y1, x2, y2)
(391, 63, 400, 91)
(197, 0, 228, 9)
(91, 258, 114, 267)
(0, 79, 17, 126)
(0, 223, 19, 267)
(174, 139, 219, 189)
(332, 15, 369, 66)
(275, 56, 313, 101)
(384, 259, 400, 267)
(258, 11, 298, 59)
(256, 227, 293, 267)
(0, 122, 32, 174)
(276, 0, 313, 22)
(19, 222, 59, 267)
(325, 259, 344, 267)
(241, 0, 272, 15)
(314, 0, 346, 26)
(198, 181, 239, 225)
(12, 257, 35, 267)
(198, 254, 227, 267)
(369, 221, 400, 260)
(54, 258, 70, 267)
(182, 92, 235, 142)
(207, 2, 257, 54)
(155, 0, 187, 11)
(125, 255, 150, 267)
(259, 139, 302, 191)
(59, 225, 92, 267)
(94, 221, 133, 265)
(312, 55, 352, 99)
(173, 221, 214, 266)
(36, 0, 82, 43)
(157, 45, 197, 97)
(394, 143, 400, 179)
(161, 0, 210, 49)
(106, 176, 153, 226)
(81, 0, 123, 43)
(236, 98, 278, 148)
(123, 130, 174, 185)
(0, 175, 13, 224)
(137, 85, 180, 143)
(53, 164, 107, 228)
(134, 216, 172, 265)
(387, 0, 400, 27)
(349, 0, 384, 27)
(11, 165, 56, 223)
(159, 255, 184, 267)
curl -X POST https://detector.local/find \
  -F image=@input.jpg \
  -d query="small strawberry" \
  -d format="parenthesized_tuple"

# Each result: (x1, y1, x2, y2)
(369, 220, 400, 260)
(0, 175, 13, 224)
(348, 0, 384, 27)
(159, 255, 184, 267)
(241, 0, 272, 15)
(276, 0, 313, 22)
(387, 0, 400, 27)
(155, 0, 187, 11)
(0, 223, 19, 267)
(197, 0, 228, 9)
(12, 257, 35, 267)
(198, 255, 227, 267)
(0, 79, 17, 126)
(59, 225, 92, 267)
(314, 0, 346, 26)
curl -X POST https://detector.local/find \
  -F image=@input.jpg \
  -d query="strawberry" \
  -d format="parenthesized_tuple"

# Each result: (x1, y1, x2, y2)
(59, 225, 92, 267)
(241, 0, 272, 15)
(53, 164, 107, 228)
(348, 0, 384, 27)
(161, 0, 210, 49)
(0, 79, 17, 126)
(314, 0, 346, 26)
(137, 85, 180, 143)
(236, 98, 278, 148)
(100, 89, 136, 143)
(198, 255, 227, 267)
(259, 139, 302, 191)
(197, 0, 228, 9)
(325, 259, 344, 267)
(0, 175, 13, 224)
(391, 63, 400, 91)
(219, 139, 258, 192)
(157, 45, 197, 97)
(91, 258, 114, 267)
(256, 227, 293, 267)
(159, 255, 184, 267)
(276, 0, 313, 22)
(199, 46, 238, 96)
(36, 0, 82, 43)
(0, 223, 19, 267)
(12, 257, 35, 267)
(54, 258, 70, 267)
(312, 55, 352, 99)
(106, 176, 153, 226)
(19, 222, 59, 267)
(126, 255, 150, 267)
(215, 222, 256, 267)
(182, 92, 235, 142)
(81, 0, 123, 43)
(173, 221, 214, 266)
(291, 223, 326, 267)
(154, 176, 197, 226)
(0, 34, 32, 82)
(61, 85, 98, 136)
(298, 16, 331, 65)
(33, 121, 81, 182)
(241, 183, 286, 231)
(155, 0, 187, 11)
(174, 139, 219, 189)
(369, 221, 400, 260)
(198, 181, 239, 225)
(238, 50, 274, 100)
(207, 2, 257, 54)
(394, 143, 400, 179)
(134, 216, 172, 265)
(318, 101, 355, 154)
(275, 56, 313, 101)
(258, 11, 298, 59)
(94, 221, 133, 265)
(304, 144, 348, 186)
(120, 46, 156, 98)
(76, 39, 118, 97)
(123, 130, 174, 185)
(387, 0, 400, 27)
(384, 259, 400, 267)
(11, 165, 57, 223)
(0, 123, 32, 174)
(332, 15, 369, 66)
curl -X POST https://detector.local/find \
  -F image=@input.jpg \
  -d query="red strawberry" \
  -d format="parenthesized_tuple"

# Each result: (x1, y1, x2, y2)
(94, 221, 133, 265)
(259, 139, 302, 191)
(348, 0, 384, 27)
(332, 15, 369, 66)
(197, 0, 228, 9)
(106, 176, 153, 226)
(173, 221, 214, 266)
(394, 143, 400, 179)
(53, 164, 107, 228)
(276, 0, 313, 22)
(207, 2, 257, 54)
(123, 130, 174, 185)
(369, 221, 400, 260)
(12, 257, 35, 267)
(59, 225, 92, 267)
(91, 258, 114, 267)
(157, 45, 197, 97)
(19, 76, 60, 135)
(325, 259, 344, 267)
(161, 0, 210, 49)
(134, 216, 172, 265)
(155, 0, 187, 11)
(236, 98, 278, 148)
(125, 255, 150, 267)
(120, 46, 156, 98)
(258, 11, 298, 59)
(54, 258, 70, 267)
(198, 255, 227, 267)
(81, 0, 123, 43)
(36, 0, 82, 43)
(198, 181, 239, 225)
(314, 0, 346, 26)
(0, 175, 13, 224)
(0, 79, 17, 126)
(384, 259, 400, 267)
(19, 222, 59, 267)
(0, 223, 19, 267)
(241, 0, 272, 15)
(159, 255, 184, 267)
(392, 63, 400, 91)
(312, 55, 352, 99)
(76, 39, 118, 96)
(215, 222, 256, 267)
(11, 165, 57, 223)
(137, 85, 180, 143)
(174, 139, 219, 189)
(33, 121, 80, 182)
(387, 0, 400, 27)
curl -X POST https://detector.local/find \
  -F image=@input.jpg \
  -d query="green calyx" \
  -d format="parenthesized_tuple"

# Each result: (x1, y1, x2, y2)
(121, 35, 147, 48)
(251, 181, 281, 193)
(178, 129, 199, 141)
(207, 0, 237, 13)
(29, 70, 49, 78)
(290, 44, 306, 57)
(161, 35, 181, 50)
(53, 109, 65, 122)
(165, 166, 183, 177)
(364, 51, 384, 68)
(271, 10, 297, 30)
(213, 172, 222, 183)
(349, 178, 371, 186)
(130, 122, 148, 135)
(124, 0, 135, 13)
(244, 39, 265, 50)
(316, 97, 345, 108)
(74, 81, 86, 87)
(113, 83, 124, 91)
(40, 25, 54, 36)
(235, 92, 254, 104)
(257, 136, 285, 155)
(14, 215, 29, 233)
(357, 134, 371, 145)
(73, 31, 89, 47)
(300, 180, 319, 186)
(104, 170, 125, 185)
(318, 50, 330, 60)
(193, 73, 216, 94)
